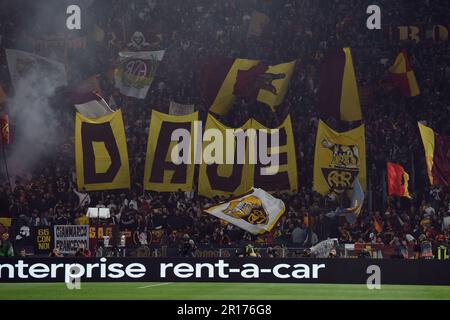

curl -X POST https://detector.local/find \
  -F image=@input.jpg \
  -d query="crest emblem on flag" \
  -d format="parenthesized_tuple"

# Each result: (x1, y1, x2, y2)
(223, 195, 268, 225)
(121, 59, 151, 89)
(313, 120, 366, 195)
(114, 50, 165, 99)
(204, 188, 285, 234)
(321, 138, 359, 193)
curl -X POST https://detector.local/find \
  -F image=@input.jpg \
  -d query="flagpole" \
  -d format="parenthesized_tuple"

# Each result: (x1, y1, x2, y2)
(1, 139, 13, 195)
(381, 168, 387, 212)
(410, 154, 415, 193)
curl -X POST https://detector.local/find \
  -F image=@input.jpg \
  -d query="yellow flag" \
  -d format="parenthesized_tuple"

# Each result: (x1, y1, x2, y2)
(75, 110, 130, 191)
(198, 114, 253, 198)
(207, 59, 295, 115)
(340, 48, 361, 121)
(209, 59, 259, 116)
(418, 122, 435, 185)
(143, 110, 198, 192)
(313, 120, 366, 195)
(250, 115, 298, 192)
(256, 60, 296, 112)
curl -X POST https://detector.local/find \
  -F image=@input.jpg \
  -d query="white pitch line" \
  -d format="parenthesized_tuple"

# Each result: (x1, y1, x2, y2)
(138, 282, 173, 289)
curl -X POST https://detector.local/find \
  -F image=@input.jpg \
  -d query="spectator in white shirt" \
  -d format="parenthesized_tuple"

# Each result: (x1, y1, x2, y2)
(73, 188, 91, 208)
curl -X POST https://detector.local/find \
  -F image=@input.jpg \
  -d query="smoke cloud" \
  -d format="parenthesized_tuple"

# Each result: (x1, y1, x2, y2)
(6, 49, 68, 180)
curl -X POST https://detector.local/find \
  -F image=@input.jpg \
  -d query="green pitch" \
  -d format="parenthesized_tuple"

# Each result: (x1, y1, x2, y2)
(1, 282, 450, 300)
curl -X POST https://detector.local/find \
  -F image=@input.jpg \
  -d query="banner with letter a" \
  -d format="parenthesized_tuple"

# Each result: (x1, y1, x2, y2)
(198, 114, 253, 198)
(75, 110, 130, 191)
(251, 115, 298, 193)
(144, 110, 198, 192)
(313, 120, 366, 195)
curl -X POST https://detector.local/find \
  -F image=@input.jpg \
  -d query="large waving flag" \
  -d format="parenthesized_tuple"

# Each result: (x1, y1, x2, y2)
(204, 188, 285, 235)
(389, 50, 420, 97)
(418, 122, 450, 186)
(201, 58, 295, 115)
(318, 47, 362, 121)
(387, 162, 411, 198)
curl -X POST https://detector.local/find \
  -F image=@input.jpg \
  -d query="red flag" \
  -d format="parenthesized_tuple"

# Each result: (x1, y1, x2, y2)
(0, 114, 10, 145)
(387, 162, 411, 198)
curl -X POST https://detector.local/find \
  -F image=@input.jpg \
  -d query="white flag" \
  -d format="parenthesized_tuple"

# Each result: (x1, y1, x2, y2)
(114, 50, 165, 99)
(310, 238, 339, 258)
(74, 92, 113, 118)
(169, 101, 195, 115)
(204, 188, 285, 234)
(5, 48, 67, 90)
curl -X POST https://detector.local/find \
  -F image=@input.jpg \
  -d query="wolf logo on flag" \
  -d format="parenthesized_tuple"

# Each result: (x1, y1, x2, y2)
(314, 120, 366, 195)
(320, 138, 360, 194)
(321, 139, 360, 169)
(223, 195, 268, 225)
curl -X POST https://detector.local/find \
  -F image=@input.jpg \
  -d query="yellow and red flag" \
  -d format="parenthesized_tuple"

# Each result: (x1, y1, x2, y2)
(418, 122, 450, 186)
(389, 50, 420, 97)
(387, 162, 411, 198)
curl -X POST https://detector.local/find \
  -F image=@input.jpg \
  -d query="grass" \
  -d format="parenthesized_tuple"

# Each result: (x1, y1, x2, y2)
(0, 282, 450, 300)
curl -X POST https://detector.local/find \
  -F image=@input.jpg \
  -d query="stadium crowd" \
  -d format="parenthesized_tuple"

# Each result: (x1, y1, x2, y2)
(0, 0, 449, 258)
